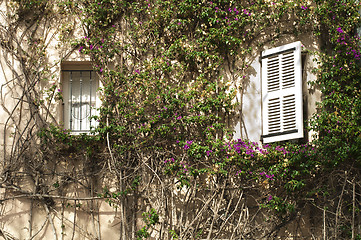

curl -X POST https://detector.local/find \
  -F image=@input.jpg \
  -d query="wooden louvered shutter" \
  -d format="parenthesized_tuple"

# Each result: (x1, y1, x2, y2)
(261, 41, 303, 143)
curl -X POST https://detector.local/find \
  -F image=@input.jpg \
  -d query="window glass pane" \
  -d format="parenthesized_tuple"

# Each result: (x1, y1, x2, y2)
(63, 70, 98, 132)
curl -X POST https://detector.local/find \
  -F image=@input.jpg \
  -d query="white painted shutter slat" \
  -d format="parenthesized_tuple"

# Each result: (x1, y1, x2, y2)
(261, 41, 304, 143)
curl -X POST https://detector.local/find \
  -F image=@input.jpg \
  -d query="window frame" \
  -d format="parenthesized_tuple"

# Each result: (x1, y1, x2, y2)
(61, 62, 100, 134)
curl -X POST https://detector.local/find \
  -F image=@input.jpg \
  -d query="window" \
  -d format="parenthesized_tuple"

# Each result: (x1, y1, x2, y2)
(261, 41, 304, 143)
(61, 63, 99, 133)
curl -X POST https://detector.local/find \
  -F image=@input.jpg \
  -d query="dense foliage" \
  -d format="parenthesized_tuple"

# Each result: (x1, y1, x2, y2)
(1, 0, 361, 239)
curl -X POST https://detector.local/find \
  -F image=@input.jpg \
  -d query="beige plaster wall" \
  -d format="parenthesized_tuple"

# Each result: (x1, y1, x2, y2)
(232, 34, 321, 143)
(0, 2, 323, 238)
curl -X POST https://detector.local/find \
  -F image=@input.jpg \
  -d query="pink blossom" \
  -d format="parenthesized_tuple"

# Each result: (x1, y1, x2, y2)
(337, 27, 344, 33)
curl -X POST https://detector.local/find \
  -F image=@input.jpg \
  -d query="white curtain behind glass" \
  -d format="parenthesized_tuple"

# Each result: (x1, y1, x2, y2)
(63, 71, 98, 132)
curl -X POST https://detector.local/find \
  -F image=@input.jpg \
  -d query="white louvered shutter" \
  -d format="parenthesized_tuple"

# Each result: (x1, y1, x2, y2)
(261, 41, 303, 143)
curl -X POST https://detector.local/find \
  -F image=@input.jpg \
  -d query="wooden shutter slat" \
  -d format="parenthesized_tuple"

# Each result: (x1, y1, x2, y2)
(261, 41, 304, 143)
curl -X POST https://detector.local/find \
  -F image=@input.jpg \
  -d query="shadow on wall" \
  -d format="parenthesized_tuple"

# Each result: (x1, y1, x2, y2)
(225, 45, 262, 143)
(227, 35, 320, 144)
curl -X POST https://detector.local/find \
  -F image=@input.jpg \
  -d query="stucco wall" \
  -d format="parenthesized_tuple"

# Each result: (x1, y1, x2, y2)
(0, 2, 323, 239)
(231, 35, 321, 143)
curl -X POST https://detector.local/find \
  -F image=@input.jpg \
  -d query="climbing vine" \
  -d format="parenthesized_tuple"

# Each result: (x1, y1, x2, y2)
(0, 0, 361, 239)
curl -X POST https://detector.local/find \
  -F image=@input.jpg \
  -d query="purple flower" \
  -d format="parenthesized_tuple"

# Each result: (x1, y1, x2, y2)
(337, 27, 344, 33)
(301, 6, 307, 10)
(135, 69, 140, 74)
(267, 195, 273, 201)
(79, 46, 84, 52)
(266, 174, 274, 180)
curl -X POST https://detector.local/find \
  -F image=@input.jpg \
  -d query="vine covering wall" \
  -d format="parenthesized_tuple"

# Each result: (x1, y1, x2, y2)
(0, 0, 361, 239)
